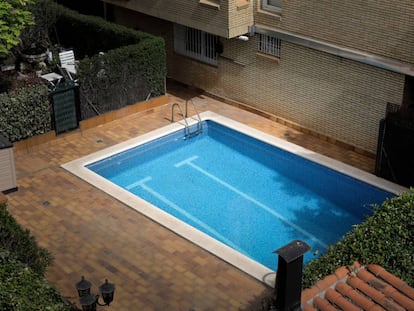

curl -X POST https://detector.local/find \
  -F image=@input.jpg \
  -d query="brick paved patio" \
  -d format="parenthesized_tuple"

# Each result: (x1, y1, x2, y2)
(4, 83, 375, 310)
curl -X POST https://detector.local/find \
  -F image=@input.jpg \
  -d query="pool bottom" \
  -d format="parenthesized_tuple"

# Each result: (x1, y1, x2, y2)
(62, 111, 405, 287)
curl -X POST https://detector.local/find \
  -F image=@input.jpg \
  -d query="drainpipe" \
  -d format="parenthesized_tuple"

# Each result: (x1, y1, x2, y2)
(274, 240, 311, 311)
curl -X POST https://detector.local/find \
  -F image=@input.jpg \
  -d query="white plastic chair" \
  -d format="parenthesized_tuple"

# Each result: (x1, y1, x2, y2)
(59, 50, 77, 79)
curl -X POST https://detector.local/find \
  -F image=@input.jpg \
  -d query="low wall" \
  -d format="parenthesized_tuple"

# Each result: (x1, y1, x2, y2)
(13, 95, 168, 153)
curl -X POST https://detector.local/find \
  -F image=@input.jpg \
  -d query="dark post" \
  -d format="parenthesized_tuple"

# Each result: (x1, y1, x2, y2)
(274, 240, 311, 311)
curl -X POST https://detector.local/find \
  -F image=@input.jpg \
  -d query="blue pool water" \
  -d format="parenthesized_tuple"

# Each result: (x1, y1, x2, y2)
(87, 121, 394, 269)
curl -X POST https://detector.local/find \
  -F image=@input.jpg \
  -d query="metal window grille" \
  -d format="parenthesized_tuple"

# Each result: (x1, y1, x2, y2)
(258, 34, 281, 57)
(174, 24, 218, 66)
(262, 0, 281, 12)
(268, 0, 281, 7)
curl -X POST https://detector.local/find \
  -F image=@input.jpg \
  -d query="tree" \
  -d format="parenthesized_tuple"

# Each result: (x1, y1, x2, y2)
(0, 0, 34, 59)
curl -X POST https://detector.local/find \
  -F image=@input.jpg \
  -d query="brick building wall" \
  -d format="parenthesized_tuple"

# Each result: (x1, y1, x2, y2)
(104, 0, 253, 38)
(255, 0, 414, 63)
(109, 2, 409, 153)
(170, 37, 404, 152)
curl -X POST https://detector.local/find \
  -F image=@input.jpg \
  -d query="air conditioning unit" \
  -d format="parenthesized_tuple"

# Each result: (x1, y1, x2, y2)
(0, 134, 17, 193)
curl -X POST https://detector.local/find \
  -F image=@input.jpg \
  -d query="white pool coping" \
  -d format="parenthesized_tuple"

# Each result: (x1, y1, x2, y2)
(62, 111, 407, 287)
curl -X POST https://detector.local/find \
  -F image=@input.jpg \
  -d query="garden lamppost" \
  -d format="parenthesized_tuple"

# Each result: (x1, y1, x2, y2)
(76, 276, 115, 311)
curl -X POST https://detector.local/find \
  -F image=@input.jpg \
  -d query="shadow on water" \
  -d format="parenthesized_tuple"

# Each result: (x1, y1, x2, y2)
(266, 172, 374, 264)
(237, 188, 373, 311)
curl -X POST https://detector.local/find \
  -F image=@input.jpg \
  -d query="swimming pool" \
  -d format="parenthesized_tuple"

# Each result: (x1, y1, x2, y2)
(62, 111, 405, 286)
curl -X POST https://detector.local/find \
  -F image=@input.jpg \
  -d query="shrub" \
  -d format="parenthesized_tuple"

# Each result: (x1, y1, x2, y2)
(0, 251, 78, 311)
(245, 190, 414, 310)
(52, 3, 166, 119)
(78, 39, 166, 118)
(53, 3, 153, 58)
(1, 2, 166, 139)
(0, 203, 52, 275)
(0, 203, 77, 310)
(302, 189, 414, 288)
(0, 84, 51, 142)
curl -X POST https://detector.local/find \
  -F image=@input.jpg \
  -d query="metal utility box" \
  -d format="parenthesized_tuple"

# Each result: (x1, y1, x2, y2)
(51, 81, 80, 135)
(0, 134, 17, 193)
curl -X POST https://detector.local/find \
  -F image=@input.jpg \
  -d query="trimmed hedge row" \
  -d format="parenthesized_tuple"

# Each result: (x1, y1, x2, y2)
(1, 1, 166, 142)
(0, 84, 51, 142)
(302, 189, 414, 288)
(54, 4, 154, 59)
(78, 39, 166, 119)
(54, 2, 167, 118)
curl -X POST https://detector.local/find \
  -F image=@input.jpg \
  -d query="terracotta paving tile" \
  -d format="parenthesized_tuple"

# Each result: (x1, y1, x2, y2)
(4, 82, 389, 310)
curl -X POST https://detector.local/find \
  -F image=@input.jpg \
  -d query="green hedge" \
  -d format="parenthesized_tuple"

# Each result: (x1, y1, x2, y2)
(0, 84, 51, 142)
(1, 2, 166, 140)
(245, 190, 414, 310)
(78, 39, 166, 118)
(53, 4, 154, 58)
(53, 3, 166, 118)
(0, 203, 77, 310)
(0, 203, 52, 274)
(0, 251, 77, 311)
(302, 189, 414, 288)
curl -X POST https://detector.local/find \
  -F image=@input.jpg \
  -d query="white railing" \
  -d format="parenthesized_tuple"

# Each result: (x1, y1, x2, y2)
(258, 34, 281, 57)
(174, 24, 218, 66)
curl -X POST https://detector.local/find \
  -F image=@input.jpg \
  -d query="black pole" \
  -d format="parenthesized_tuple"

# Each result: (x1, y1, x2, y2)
(274, 240, 310, 311)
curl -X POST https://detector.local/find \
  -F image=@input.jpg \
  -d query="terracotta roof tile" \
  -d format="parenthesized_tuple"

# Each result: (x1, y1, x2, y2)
(301, 262, 414, 311)
(313, 296, 338, 311)
(368, 264, 414, 300)
(325, 288, 360, 311)
(316, 274, 340, 291)
(358, 268, 414, 310)
(336, 282, 380, 310)
(303, 304, 318, 311)
(302, 286, 321, 302)
(335, 266, 350, 280)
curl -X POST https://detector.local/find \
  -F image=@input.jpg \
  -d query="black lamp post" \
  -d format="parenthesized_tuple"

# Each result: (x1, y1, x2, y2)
(76, 276, 115, 310)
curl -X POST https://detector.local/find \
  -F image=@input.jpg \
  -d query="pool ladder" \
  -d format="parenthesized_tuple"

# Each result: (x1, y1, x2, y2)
(171, 99, 203, 139)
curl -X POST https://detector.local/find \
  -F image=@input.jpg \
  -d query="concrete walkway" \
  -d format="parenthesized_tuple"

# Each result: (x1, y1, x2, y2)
(5, 84, 374, 310)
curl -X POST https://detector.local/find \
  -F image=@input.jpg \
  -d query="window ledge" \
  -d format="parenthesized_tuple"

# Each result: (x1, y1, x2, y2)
(257, 7, 282, 20)
(199, 0, 220, 10)
(256, 52, 280, 63)
(220, 55, 249, 66)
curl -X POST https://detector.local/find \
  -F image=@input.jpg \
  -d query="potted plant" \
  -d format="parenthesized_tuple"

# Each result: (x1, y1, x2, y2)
(20, 43, 48, 64)
(19, 0, 58, 65)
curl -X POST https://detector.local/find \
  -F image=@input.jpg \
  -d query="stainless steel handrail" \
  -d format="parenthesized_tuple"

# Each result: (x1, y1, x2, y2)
(171, 103, 190, 137)
(185, 99, 203, 136)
